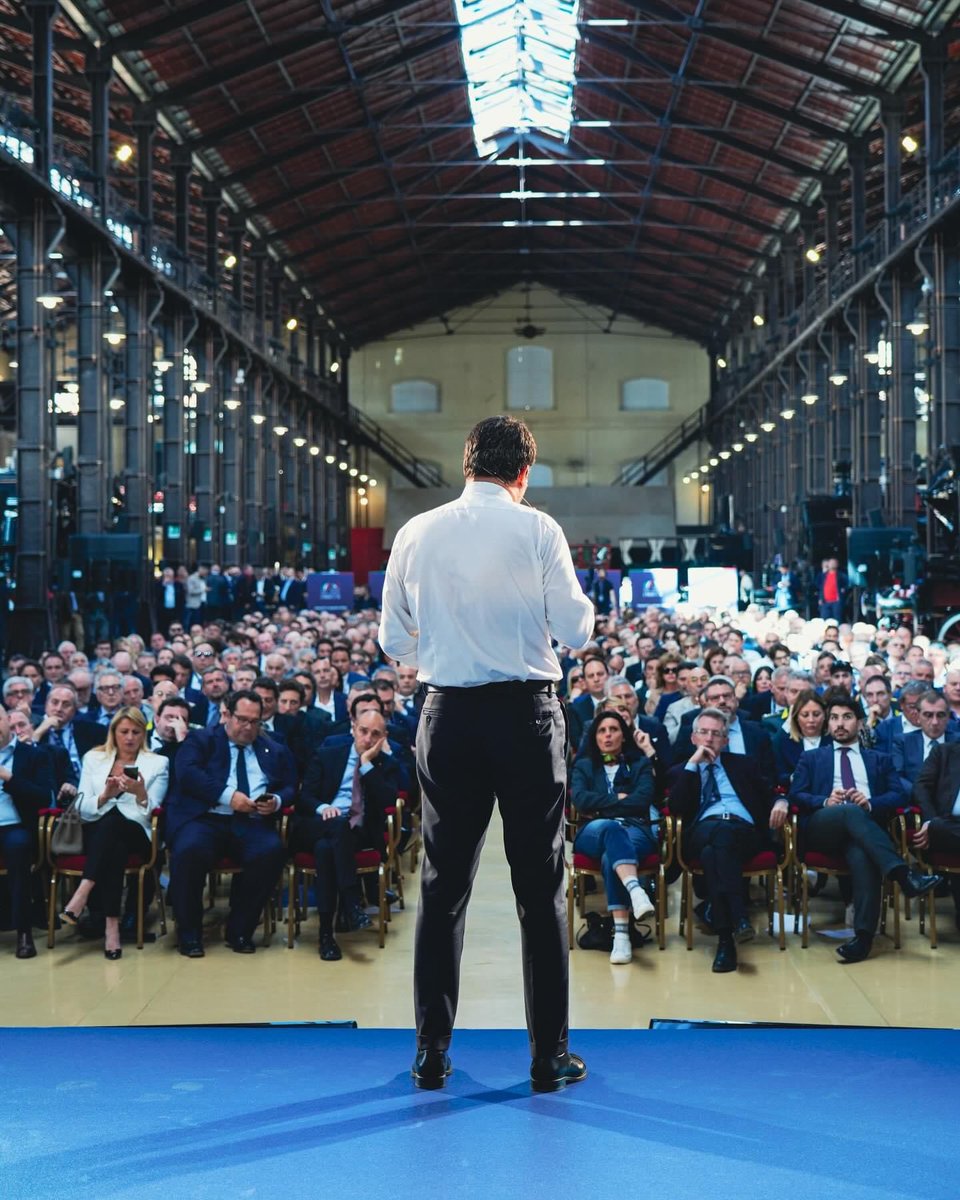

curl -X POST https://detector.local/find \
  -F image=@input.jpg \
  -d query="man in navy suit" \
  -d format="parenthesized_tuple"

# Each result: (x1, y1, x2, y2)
(669, 706, 786, 973)
(790, 695, 941, 963)
(0, 706, 55, 958)
(293, 708, 401, 960)
(166, 690, 296, 957)
(672, 676, 777, 790)
(570, 655, 609, 726)
(873, 682, 925, 754)
(893, 690, 959, 793)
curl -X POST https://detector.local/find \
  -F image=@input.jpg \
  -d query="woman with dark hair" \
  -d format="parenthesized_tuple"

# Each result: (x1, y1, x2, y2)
(60, 707, 168, 958)
(773, 688, 830, 788)
(703, 643, 726, 677)
(571, 711, 659, 965)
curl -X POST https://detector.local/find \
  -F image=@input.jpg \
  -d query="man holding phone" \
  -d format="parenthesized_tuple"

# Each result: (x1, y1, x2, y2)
(165, 690, 296, 957)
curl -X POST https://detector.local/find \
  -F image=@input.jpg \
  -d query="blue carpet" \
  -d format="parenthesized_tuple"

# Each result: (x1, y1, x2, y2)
(2, 1025, 959, 1200)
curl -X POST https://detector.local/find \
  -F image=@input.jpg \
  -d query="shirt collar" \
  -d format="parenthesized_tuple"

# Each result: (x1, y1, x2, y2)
(461, 480, 516, 506)
(835, 741, 862, 756)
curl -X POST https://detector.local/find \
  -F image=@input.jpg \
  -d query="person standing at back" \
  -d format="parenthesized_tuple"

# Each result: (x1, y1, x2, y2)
(380, 416, 595, 1093)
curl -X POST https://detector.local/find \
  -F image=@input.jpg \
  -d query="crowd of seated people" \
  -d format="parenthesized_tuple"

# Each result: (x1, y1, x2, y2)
(1, 580, 959, 978)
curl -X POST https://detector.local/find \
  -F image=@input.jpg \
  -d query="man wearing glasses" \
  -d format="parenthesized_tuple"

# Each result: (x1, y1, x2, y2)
(165, 689, 296, 957)
(93, 672, 124, 726)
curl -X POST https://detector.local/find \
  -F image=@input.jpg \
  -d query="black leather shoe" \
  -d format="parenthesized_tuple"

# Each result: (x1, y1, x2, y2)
(15, 932, 36, 959)
(342, 903, 373, 932)
(900, 869, 944, 899)
(178, 938, 205, 958)
(733, 918, 755, 944)
(712, 939, 737, 973)
(530, 1051, 587, 1093)
(319, 933, 342, 961)
(411, 1049, 452, 1090)
(225, 935, 256, 954)
(104, 947, 122, 960)
(837, 934, 873, 963)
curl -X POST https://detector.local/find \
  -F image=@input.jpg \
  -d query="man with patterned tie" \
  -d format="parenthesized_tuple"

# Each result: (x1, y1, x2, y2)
(165, 690, 295, 957)
(790, 695, 942, 963)
(669, 707, 787, 974)
(294, 709, 401, 960)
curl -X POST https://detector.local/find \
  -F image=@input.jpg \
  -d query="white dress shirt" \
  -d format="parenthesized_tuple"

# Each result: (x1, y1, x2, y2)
(380, 480, 594, 686)
(214, 742, 270, 815)
(923, 734, 944, 761)
(832, 742, 871, 798)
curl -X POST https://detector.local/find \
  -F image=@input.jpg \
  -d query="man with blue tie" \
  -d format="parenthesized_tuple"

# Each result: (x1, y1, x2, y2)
(893, 690, 958, 793)
(790, 695, 942, 963)
(669, 707, 787, 973)
(165, 690, 295, 957)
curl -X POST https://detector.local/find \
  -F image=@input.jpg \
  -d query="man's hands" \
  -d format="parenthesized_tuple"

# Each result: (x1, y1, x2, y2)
(360, 734, 386, 766)
(633, 729, 656, 758)
(825, 787, 870, 810)
(913, 820, 931, 849)
(230, 790, 258, 814)
(319, 804, 340, 822)
(689, 744, 716, 766)
(769, 799, 789, 830)
(824, 787, 848, 807)
(232, 790, 280, 815)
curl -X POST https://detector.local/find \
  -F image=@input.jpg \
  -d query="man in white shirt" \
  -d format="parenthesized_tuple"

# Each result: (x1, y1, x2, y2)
(381, 416, 594, 1094)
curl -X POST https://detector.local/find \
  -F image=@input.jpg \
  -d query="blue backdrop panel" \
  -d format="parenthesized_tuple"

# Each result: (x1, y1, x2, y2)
(1, 1026, 957, 1200)
(306, 572, 355, 611)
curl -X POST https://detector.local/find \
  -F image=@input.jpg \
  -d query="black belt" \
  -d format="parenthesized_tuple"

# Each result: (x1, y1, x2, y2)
(423, 680, 556, 695)
(700, 812, 751, 824)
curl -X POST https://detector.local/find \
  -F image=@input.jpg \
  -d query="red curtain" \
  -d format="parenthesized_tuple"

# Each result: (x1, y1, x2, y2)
(349, 527, 384, 585)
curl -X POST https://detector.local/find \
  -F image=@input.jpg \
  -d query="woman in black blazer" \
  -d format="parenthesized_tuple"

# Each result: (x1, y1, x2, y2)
(571, 711, 659, 964)
(773, 689, 830, 789)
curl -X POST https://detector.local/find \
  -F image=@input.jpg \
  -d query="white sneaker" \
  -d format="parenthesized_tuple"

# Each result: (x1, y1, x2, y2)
(609, 933, 632, 964)
(630, 886, 655, 921)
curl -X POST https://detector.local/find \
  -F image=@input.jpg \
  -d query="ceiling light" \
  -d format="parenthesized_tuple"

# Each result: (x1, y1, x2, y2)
(115, 143, 134, 164)
(285, 317, 298, 331)
(348, 467, 359, 477)
(732, 442, 744, 452)
(682, 475, 691, 484)
(103, 330, 126, 345)
(780, 408, 796, 420)
(338, 461, 348, 471)
(804, 247, 820, 263)
(752, 314, 765, 327)
(37, 294, 63, 309)
(273, 424, 288, 436)
(309, 445, 320, 456)
(708, 456, 719, 466)
(359, 473, 369, 482)
(154, 358, 172, 372)
(760, 420, 776, 432)
(224, 399, 241, 411)
(901, 134, 919, 154)
(716, 357, 727, 369)
(194, 380, 211, 393)
(357, 487, 366, 496)
(864, 351, 880, 365)
(744, 432, 759, 443)
(691, 470, 700, 479)
(828, 371, 848, 386)
(719, 450, 731, 460)
(368, 478, 377, 487)
(700, 483, 710, 494)
(330, 361, 340, 373)
(701, 464, 709, 473)
(359, 496, 369, 506)
(906, 315, 930, 336)
(223, 253, 238, 270)
(251, 413, 266, 425)
(293, 436, 307, 447)
(108, 396, 125, 410)
(324, 454, 336, 464)
(801, 392, 818, 405)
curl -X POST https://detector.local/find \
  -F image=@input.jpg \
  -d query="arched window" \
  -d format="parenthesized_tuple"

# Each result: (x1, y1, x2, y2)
(391, 379, 440, 412)
(506, 346, 554, 410)
(621, 378, 670, 410)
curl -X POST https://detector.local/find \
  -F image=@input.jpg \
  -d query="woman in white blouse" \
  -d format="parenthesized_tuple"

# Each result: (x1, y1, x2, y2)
(59, 707, 168, 958)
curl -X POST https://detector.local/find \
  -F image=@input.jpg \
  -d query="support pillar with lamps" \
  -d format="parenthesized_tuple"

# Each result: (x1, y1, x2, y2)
(244, 368, 264, 566)
(121, 280, 153, 620)
(220, 352, 242, 569)
(880, 98, 903, 254)
(133, 106, 156, 254)
(921, 38, 947, 216)
(27, 0, 56, 181)
(161, 313, 186, 564)
(193, 331, 217, 559)
(75, 246, 105, 535)
(85, 46, 113, 219)
(202, 183, 221, 313)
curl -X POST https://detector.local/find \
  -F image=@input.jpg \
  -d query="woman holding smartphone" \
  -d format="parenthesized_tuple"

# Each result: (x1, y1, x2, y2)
(60, 707, 169, 958)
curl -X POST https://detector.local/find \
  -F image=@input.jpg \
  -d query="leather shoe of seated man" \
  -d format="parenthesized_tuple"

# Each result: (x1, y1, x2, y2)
(341, 902, 373, 932)
(15, 931, 36, 959)
(411, 1049, 453, 1090)
(898, 868, 944, 899)
(319, 932, 342, 961)
(225, 933, 256, 954)
(712, 937, 737, 973)
(530, 1051, 587, 1093)
(836, 932, 873, 964)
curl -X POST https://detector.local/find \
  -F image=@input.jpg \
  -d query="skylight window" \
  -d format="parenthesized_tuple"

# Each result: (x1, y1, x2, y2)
(455, 0, 581, 156)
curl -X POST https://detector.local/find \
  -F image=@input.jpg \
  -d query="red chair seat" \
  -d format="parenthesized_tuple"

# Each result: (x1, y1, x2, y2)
(293, 849, 381, 869)
(926, 852, 960, 869)
(572, 851, 659, 871)
(803, 851, 848, 871)
(685, 850, 778, 872)
(55, 853, 147, 871)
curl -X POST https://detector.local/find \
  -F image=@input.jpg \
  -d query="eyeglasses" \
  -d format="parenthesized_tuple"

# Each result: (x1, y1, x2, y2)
(662, 667, 678, 675)
(97, 684, 121, 692)
(695, 728, 727, 739)
(230, 714, 261, 727)
(194, 650, 215, 658)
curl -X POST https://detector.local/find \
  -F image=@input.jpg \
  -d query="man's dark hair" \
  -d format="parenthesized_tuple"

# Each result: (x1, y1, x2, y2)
(349, 691, 384, 718)
(826, 694, 861, 721)
(462, 415, 537, 482)
(279, 679, 305, 702)
(225, 688, 263, 715)
(171, 653, 193, 672)
(863, 674, 891, 693)
(919, 688, 948, 710)
(158, 696, 190, 718)
(678, 660, 698, 672)
(150, 664, 177, 683)
(253, 675, 279, 697)
(582, 654, 609, 674)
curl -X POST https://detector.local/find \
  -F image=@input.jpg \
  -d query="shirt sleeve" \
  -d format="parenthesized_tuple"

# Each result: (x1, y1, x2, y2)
(379, 534, 420, 665)
(539, 518, 595, 650)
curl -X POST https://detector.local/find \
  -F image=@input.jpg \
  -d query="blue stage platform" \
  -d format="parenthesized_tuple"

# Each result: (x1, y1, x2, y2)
(2, 1025, 958, 1199)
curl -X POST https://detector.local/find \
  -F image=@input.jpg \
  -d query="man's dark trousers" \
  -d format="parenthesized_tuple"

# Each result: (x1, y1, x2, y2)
(804, 805, 901, 934)
(415, 683, 567, 1059)
(686, 816, 762, 931)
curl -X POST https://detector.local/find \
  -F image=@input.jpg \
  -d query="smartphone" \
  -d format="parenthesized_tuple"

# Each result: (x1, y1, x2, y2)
(258, 793, 278, 808)
(123, 765, 140, 781)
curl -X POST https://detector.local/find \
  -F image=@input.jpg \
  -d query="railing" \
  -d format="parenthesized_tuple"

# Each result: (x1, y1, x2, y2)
(614, 155, 960, 484)
(349, 406, 446, 487)
(612, 408, 708, 487)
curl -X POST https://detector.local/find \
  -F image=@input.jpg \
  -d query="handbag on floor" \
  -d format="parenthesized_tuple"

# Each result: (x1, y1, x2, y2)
(575, 910, 653, 951)
(50, 795, 83, 856)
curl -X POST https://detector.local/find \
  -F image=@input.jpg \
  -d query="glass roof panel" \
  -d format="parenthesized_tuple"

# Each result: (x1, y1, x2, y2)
(454, 0, 581, 156)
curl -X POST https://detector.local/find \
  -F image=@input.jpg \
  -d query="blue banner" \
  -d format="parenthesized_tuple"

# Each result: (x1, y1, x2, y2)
(307, 572, 355, 611)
